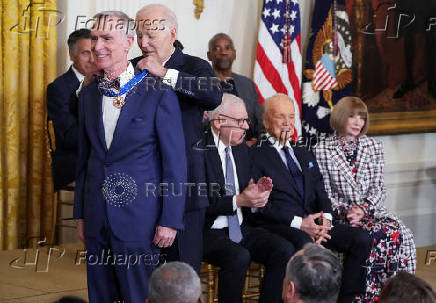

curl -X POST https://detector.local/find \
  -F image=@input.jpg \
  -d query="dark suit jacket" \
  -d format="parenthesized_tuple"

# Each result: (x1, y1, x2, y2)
(73, 69, 187, 242)
(132, 47, 222, 211)
(232, 73, 264, 139)
(203, 131, 252, 229)
(250, 140, 332, 226)
(46, 66, 80, 190)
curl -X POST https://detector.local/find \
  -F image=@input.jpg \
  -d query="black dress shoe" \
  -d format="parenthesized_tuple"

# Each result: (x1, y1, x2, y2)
(393, 82, 414, 99)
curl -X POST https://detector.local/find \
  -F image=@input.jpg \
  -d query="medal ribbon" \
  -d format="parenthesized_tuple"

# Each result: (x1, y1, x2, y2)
(98, 70, 148, 98)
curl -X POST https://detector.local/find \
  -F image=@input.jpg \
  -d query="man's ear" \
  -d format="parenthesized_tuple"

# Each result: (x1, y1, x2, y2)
(286, 281, 296, 301)
(170, 27, 177, 43)
(124, 34, 135, 52)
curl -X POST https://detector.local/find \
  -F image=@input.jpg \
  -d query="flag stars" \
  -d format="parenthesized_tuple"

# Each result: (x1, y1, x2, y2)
(291, 0, 299, 5)
(290, 10, 297, 21)
(276, 0, 283, 4)
(272, 9, 281, 19)
(263, 8, 271, 18)
(266, 0, 273, 3)
(270, 23, 280, 34)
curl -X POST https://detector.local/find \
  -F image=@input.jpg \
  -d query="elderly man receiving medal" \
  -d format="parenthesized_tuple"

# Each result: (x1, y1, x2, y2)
(73, 10, 187, 303)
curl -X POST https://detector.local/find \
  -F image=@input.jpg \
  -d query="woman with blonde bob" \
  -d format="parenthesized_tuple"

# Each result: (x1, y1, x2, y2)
(314, 97, 416, 302)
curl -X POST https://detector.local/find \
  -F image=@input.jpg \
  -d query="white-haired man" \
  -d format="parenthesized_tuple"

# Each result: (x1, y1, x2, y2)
(201, 93, 294, 303)
(74, 11, 187, 302)
(132, 4, 222, 274)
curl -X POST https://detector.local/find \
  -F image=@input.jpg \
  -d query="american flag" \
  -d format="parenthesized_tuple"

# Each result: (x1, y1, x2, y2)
(254, 0, 302, 138)
(313, 54, 338, 91)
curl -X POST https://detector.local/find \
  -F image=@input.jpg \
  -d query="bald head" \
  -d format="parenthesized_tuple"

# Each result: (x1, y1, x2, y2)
(262, 94, 295, 144)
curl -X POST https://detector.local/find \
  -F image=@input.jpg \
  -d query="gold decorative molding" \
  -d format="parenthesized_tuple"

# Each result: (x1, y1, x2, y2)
(193, 0, 204, 19)
(368, 111, 436, 135)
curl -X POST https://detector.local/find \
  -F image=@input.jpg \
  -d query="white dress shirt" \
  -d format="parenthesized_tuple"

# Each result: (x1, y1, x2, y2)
(210, 129, 244, 229)
(266, 134, 332, 229)
(102, 63, 135, 149)
(161, 48, 179, 89)
(71, 65, 85, 83)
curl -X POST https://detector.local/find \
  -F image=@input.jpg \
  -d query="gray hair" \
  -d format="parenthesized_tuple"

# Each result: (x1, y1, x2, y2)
(208, 93, 246, 120)
(92, 11, 135, 37)
(286, 244, 342, 303)
(208, 33, 234, 51)
(149, 262, 201, 303)
(136, 4, 178, 32)
(262, 93, 293, 115)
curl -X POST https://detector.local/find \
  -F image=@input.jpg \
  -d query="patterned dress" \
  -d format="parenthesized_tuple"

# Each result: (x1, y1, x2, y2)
(314, 135, 416, 302)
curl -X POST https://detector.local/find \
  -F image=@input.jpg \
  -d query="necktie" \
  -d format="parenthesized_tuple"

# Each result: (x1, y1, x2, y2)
(225, 147, 243, 243)
(282, 147, 304, 198)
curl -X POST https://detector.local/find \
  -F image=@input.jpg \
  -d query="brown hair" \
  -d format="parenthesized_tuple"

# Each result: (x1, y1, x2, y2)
(330, 97, 369, 136)
(379, 271, 436, 303)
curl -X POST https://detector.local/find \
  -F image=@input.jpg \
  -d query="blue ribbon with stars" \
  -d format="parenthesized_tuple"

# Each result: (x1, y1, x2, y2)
(98, 70, 148, 98)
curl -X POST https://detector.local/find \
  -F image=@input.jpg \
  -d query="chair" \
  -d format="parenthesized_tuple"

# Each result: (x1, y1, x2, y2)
(200, 262, 264, 303)
(47, 117, 76, 244)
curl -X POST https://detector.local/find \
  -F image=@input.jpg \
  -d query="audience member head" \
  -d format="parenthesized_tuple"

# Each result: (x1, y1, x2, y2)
(90, 11, 135, 78)
(379, 271, 436, 303)
(148, 262, 203, 303)
(282, 244, 342, 303)
(330, 97, 369, 138)
(207, 33, 236, 76)
(67, 29, 93, 75)
(207, 93, 249, 147)
(136, 4, 178, 64)
(262, 94, 295, 145)
(52, 296, 87, 303)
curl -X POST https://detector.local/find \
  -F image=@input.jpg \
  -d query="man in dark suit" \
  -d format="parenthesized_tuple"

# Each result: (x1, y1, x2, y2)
(74, 11, 186, 303)
(133, 4, 222, 274)
(250, 94, 371, 303)
(46, 29, 92, 191)
(203, 93, 294, 303)
(207, 33, 264, 142)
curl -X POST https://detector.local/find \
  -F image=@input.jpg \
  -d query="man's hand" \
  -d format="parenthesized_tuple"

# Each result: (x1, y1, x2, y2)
(346, 206, 364, 227)
(136, 57, 167, 77)
(315, 216, 332, 245)
(236, 178, 270, 208)
(153, 226, 177, 248)
(76, 219, 85, 243)
(301, 213, 330, 240)
(257, 176, 273, 193)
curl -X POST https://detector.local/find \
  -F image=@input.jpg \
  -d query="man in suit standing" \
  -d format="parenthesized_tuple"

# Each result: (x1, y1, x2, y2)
(207, 33, 264, 143)
(47, 29, 92, 191)
(250, 94, 371, 303)
(203, 93, 294, 303)
(74, 11, 186, 303)
(133, 4, 222, 274)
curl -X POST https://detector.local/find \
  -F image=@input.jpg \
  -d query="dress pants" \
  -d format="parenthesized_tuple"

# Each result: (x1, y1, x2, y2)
(203, 225, 294, 303)
(85, 222, 160, 303)
(262, 223, 371, 303)
(162, 208, 205, 274)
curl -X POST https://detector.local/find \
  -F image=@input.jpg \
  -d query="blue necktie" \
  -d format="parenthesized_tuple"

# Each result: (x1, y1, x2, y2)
(282, 147, 304, 198)
(225, 147, 243, 243)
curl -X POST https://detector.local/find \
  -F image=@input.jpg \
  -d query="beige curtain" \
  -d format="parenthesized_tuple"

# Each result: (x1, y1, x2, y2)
(0, 0, 57, 250)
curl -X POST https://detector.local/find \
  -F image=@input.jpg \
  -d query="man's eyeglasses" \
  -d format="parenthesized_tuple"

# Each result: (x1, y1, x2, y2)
(214, 114, 251, 127)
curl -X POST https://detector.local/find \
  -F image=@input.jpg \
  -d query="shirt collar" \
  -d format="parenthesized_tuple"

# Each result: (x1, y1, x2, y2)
(266, 132, 292, 149)
(71, 65, 85, 82)
(211, 127, 231, 155)
(102, 62, 135, 87)
(162, 47, 176, 67)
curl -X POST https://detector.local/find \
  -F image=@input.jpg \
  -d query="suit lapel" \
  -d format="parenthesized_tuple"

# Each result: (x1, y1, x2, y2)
(108, 69, 146, 153)
(87, 83, 106, 152)
(355, 137, 370, 183)
(164, 47, 185, 70)
(205, 132, 226, 187)
(330, 137, 358, 189)
(263, 144, 301, 195)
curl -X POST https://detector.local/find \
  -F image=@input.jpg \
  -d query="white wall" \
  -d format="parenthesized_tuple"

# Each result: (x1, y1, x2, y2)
(56, 0, 436, 247)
